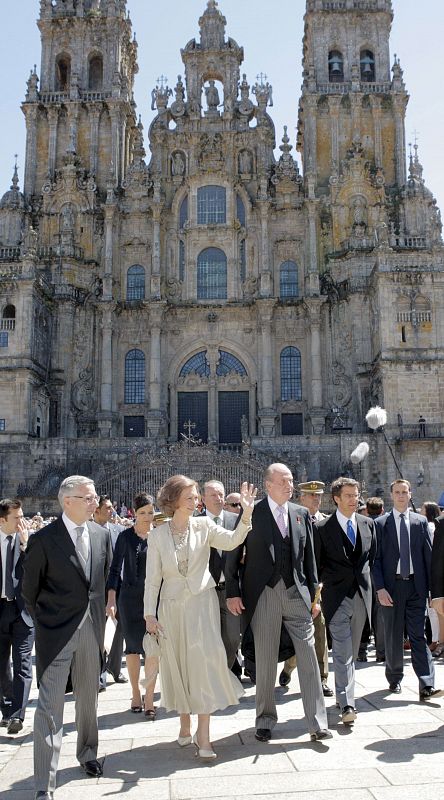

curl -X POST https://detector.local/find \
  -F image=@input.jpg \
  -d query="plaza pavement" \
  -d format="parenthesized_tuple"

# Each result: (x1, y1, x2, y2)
(2, 645, 444, 800)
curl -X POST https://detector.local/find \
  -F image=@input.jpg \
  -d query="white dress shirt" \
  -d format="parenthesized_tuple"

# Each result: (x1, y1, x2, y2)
(336, 509, 357, 537)
(268, 496, 289, 534)
(393, 507, 414, 575)
(0, 530, 16, 598)
(62, 512, 90, 560)
(207, 510, 226, 580)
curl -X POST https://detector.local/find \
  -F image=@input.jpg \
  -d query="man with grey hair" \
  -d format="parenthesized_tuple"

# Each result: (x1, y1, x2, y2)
(226, 463, 329, 742)
(201, 480, 240, 671)
(22, 476, 111, 800)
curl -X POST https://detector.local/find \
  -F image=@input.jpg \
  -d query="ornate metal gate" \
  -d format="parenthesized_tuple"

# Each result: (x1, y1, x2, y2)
(97, 440, 267, 506)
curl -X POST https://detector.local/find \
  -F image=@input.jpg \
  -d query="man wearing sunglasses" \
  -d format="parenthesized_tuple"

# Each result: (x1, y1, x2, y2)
(22, 475, 111, 800)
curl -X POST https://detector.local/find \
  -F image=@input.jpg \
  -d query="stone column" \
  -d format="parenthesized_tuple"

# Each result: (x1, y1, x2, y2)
(256, 299, 276, 436)
(98, 303, 114, 438)
(146, 303, 167, 438)
(306, 201, 320, 295)
(393, 95, 408, 187)
(303, 95, 318, 176)
(206, 346, 219, 444)
(350, 94, 361, 145)
(110, 107, 121, 184)
(370, 95, 383, 169)
(258, 201, 271, 296)
(23, 106, 38, 198)
(47, 108, 59, 178)
(103, 180, 116, 299)
(329, 96, 341, 171)
(151, 198, 161, 299)
(89, 107, 101, 176)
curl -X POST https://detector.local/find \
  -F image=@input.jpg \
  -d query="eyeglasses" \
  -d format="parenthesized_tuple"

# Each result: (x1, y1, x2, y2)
(227, 502, 241, 508)
(69, 495, 99, 504)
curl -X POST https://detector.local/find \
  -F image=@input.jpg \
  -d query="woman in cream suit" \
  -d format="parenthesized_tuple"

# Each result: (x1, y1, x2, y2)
(144, 475, 256, 759)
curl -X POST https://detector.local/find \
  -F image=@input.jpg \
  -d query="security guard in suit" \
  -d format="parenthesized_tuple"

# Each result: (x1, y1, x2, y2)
(279, 481, 333, 697)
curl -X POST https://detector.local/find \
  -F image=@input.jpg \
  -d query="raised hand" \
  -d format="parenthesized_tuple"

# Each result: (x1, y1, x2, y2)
(240, 482, 257, 514)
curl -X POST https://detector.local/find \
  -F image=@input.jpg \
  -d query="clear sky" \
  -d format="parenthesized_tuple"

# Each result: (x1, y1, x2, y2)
(0, 0, 443, 214)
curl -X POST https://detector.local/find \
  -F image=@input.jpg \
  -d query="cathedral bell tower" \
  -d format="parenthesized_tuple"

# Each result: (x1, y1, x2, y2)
(22, 0, 138, 199)
(298, 0, 408, 193)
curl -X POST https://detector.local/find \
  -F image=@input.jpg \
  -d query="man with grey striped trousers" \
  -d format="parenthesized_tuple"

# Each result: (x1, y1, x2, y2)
(22, 476, 111, 800)
(226, 463, 330, 742)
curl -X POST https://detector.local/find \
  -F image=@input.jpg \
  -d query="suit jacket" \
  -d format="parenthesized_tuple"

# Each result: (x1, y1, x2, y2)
(0, 533, 34, 628)
(314, 512, 376, 624)
(21, 516, 111, 683)
(431, 515, 444, 599)
(225, 497, 318, 628)
(200, 510, 238, 584)
(144, 515, 251, 617)
(373, 510, 432, 599)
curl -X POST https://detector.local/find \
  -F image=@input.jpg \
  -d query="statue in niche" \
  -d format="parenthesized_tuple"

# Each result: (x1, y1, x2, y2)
(171, 152, 185, 177)
(239, 150, 252, 175)
(351, 196, 367, 238)
(60, 203, 75, 232)
(205, 80, 220, 111)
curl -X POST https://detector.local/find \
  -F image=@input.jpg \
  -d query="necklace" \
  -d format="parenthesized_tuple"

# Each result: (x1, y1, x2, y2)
(169, 520, 189, 551)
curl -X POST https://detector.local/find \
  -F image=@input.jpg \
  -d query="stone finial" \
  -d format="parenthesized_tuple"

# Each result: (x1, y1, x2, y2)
(26, 66, 39, 102)
(199, 0, 226, 50)
(150, 75, 172, 112)
(391, 54, 405, 92)
(252, 73, 273, 110)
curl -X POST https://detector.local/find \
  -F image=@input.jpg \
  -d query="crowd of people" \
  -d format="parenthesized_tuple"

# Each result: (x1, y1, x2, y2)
(1, 466, 444, 800)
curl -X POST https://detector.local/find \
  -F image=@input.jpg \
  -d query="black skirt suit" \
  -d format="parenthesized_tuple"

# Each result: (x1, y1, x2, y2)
(107, 527, 148, 655)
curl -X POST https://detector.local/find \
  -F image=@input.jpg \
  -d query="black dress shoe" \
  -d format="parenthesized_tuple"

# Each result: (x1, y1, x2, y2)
(255, 728, 272, 742)
(35, 793, 54, 800)
(279, 670, 291, 687)
(7, 718, 23, 734)
(80, 759, 103, 777)
(0, 717, 8, 728)
(375, 656, 385, 663)
(244, 669, 256, 685)
(389, 682, 401, 694)
(419, 686, 444, 701)
(111, 673, 128, 684)
(341, 706, 357, 724)
(322, 682, 334, 697)
(356, 654, 368, 663)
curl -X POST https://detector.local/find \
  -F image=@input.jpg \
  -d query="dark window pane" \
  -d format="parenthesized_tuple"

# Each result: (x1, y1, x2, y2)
(127, 265, 145, 301)
(197, 186, 226, 225)
(124, 349, 145, 404)
(280, 346, 302, 401)
(179, 240, 185, 282)
(0, 419, 5, 431)
(217, 350, 247, 377)
(178, 392, 208, 443)
(124, 416, 145, 437)
(281, 413, 303, 436)
(239, 239, 246, 282)
(179, 351, 210, 378)
(0, 332, 8, 347)
(280, 260, 298, 298)
(179, 195, 188, 229)
(197, 247, 227, 300)
(236, 195, 246, 227)
(218, 391, 249, 444)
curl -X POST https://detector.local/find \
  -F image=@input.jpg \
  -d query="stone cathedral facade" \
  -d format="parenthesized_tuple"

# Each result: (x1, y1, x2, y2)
(0, 0, 443, 506)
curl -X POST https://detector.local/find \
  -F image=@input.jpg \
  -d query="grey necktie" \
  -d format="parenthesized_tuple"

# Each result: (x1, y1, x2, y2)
(74, 526, 88, 574)
(5, 535, 14, 600)
(399, 513, 410, 578)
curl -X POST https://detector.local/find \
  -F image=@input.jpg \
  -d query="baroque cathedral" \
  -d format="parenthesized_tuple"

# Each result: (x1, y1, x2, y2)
(0, 0, 443, 507)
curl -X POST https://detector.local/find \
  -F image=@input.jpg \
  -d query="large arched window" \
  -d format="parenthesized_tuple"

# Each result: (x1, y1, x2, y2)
(197, 248, 227, 300)
(280, 260, 299, 299)
(328, 50, 344, 83)
(179, 351, 210, 378)
(179, 195, 188, 229)
(216, 350, 247, 377)
(280, 346, 302, 401)
(360, 50, 375, 82)
(55, 54, 71, 91)
(197, 186, 226, 224)
(126, 265, 145, 301)
(124, 349, 145, 404)
(88, 54, 103, 91)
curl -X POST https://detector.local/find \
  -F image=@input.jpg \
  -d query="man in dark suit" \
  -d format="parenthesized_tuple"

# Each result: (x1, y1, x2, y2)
(0, 498, 34, 734)
(373, 478, 443, 701)
(22, 476, 111, 800)
(201, 480, 240, 671)
(94, 495, 127, 688)
(314, 477, 376, 726)
(226, 463, 330, 742)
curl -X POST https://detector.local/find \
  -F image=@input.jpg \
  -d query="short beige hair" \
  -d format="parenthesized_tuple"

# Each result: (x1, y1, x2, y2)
(157, 475, 198, 516)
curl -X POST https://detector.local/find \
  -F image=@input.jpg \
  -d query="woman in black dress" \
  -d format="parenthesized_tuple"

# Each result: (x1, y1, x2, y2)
(106, 492, 158, 717)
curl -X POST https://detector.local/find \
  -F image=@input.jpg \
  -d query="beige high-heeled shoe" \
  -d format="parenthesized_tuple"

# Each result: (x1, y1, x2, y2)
(177, 734, 192, 747)
(193, 732, 217, 760)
